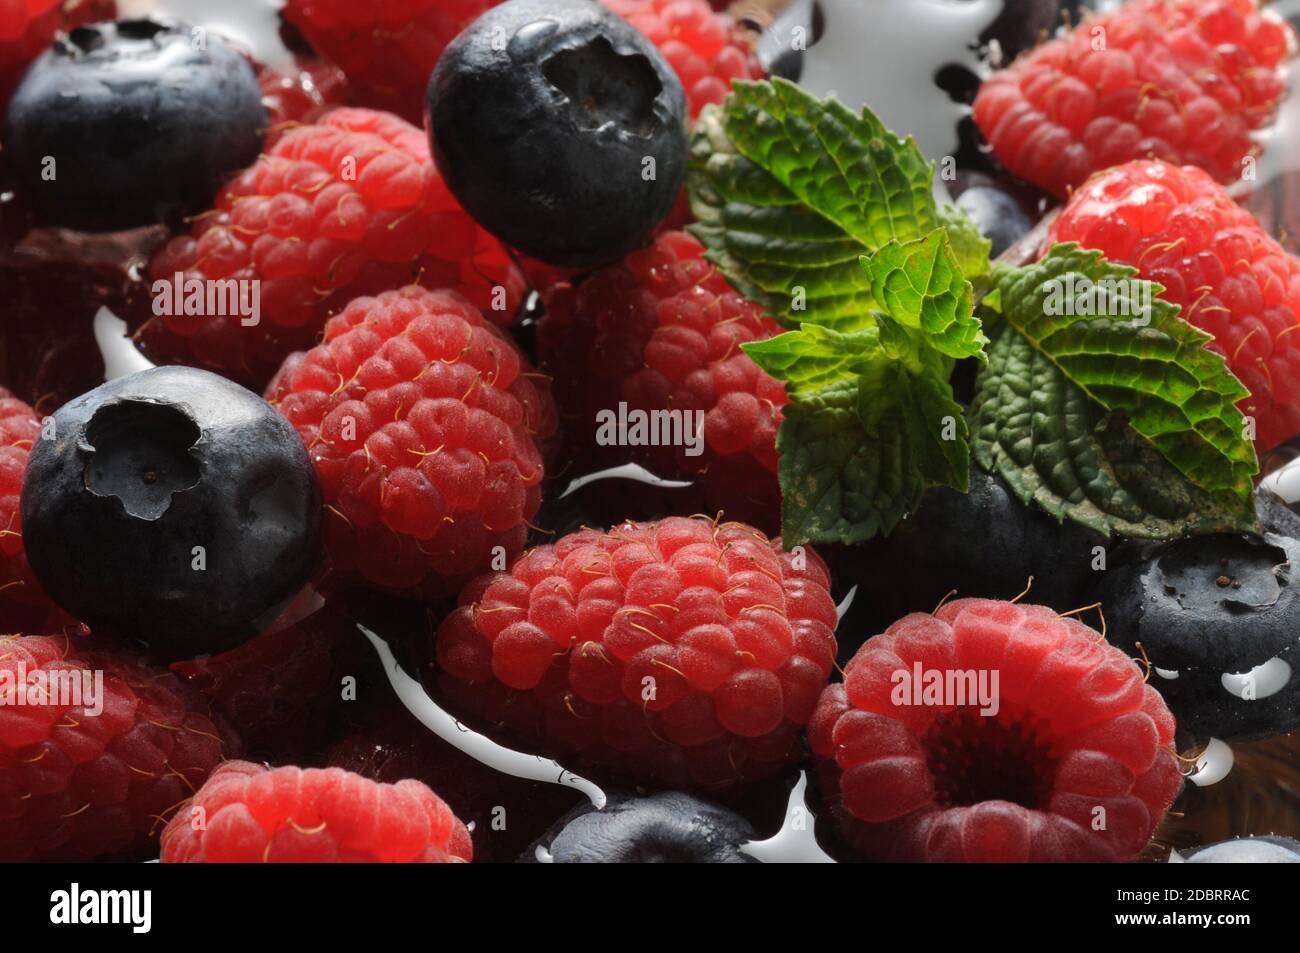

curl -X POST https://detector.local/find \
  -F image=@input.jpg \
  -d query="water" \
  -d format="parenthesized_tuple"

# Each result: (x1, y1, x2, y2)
(792, 0, 1002, 161)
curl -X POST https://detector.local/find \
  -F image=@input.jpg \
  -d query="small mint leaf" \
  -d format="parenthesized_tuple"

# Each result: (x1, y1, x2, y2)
(861, 230, 987, 362)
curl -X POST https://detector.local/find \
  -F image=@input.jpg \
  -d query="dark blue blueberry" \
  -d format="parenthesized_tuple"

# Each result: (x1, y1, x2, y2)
(2, 18, 265, 232)
(835, 462, 1104, 657)
(954, 182, 1034, 258)
(1087, 488, 1300, 745)
(523, 790, 758, 863)
(21, 366, 321, 662)
(979, 0, 1060, 63)
(427, 0, 687, 268)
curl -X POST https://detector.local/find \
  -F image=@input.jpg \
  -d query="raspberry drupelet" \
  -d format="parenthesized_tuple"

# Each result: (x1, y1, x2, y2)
(161, 761, 473, 862)
(809, 598, 1183, 862)
(1045, 159, 1300, 451)
(142, 108, 525, 388)
(973, 0, 1292, 198)
(434, 516, 838, 794)
(0, 632, 241, 862)
(267, 285, 555, 600)
(538, 231, 788, 528)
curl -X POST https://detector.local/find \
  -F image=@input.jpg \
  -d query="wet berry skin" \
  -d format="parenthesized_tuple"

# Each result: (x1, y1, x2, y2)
(2, 17, 265, 232)
(20, 366, 322, 663)
(523, 790, 757, 862)
(427, 0, 688, 267)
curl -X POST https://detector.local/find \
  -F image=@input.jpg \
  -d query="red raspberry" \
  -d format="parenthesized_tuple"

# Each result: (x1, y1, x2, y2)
(0, 388, 56, 629)
(603, 0, 763, 119)
(972, 0, 1291, 198)
(283, 0, 495, 123)
(170, 598, 365, 763)
(256, 57, 351, 147)
(267, 286, 555, 600)
(0, 632, 241, 862)
(141, 108, 524, 388)
(538, 231, 787, 528)
(0, 0, 60, 111)
(1044, 159, 1300, 450)
(808, 598, 1182, 862)
(160, 760, 472, 862)
(434, 516, 838, 793)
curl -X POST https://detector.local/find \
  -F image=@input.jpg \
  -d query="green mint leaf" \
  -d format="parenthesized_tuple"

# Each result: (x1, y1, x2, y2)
(861, 230, 988, 362)
(936, 203, 992, 281)
(971, 243, 1259, 538)
(778, 352, 969, 545)
(742, 325, 881, 399)
(688, 78, 957, 331)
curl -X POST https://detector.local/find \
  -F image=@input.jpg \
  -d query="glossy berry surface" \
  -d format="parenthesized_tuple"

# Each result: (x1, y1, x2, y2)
(525, 789, 757, 862)
(809, 598, 1182, 861)
(21, 366, 322, 662)
(1088, 487, 1300, 745)
(973, 0, 1291, 198)
(435, 516, 838, 793)
(2, 17, 266, 231)
(1046, 159, 1300, 451)
(427, 0, 688, 267)
(267, 286, 555, 600)
(161, 760, 473, 863)
(0, 630, 240, 862)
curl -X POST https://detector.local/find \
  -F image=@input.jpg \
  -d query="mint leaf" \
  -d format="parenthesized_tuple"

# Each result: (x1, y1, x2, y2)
(936, 203, 992, 281)
(779, 355, 969, 544)
(862, 230, 988, 362)
(972, 243, 1259, 538)
(688, 78, 982, 331)
(742, 324, 880, 399)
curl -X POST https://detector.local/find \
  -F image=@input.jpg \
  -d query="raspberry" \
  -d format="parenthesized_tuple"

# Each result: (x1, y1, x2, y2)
(170, 598, 365, 763)
(1044, 159, 1300, 450)
(141, 108, 525, 388)
(268, 286, 555, 600)
(283, 0, 496, 123)
(0, 388, 56, 628)
(603, 0, 763, 119)
(538, 231, 787, 528)
(256, 57, 351, 147)
(808, 598, 1182, 862)
(160, 760, 472, 862)
(972, 0, 1291, 198)
(0, 0, 60, 112)
(0, 631, 241, 862)
(433, 516, 838, 793)
(283, 0, 759, 124)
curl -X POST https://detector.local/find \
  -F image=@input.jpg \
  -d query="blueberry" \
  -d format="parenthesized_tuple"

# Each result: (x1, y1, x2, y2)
(522, 790, 758, 863)
(20, 366, 321, 662)
(979, 0, 1060, 64)
(1087, 488, 1300, 745)
(836, 462, 1105, 653)
(954, 181, 1034, 258)
(2, 18, 266, 232)
(1175, 836, 1300, 863)
(427, 0, 687, 268)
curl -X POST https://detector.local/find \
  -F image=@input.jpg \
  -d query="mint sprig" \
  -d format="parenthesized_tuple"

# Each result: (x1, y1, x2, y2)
(690, 80, 1260, 547)
(689, 77, 988, 332)
(971, 244, 1259, 537)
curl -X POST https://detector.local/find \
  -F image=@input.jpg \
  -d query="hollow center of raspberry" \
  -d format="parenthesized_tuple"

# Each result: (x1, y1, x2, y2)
(83, 399, 201, 520)
(923, 708, 1058, 810)
(542, 37, 663, 138)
